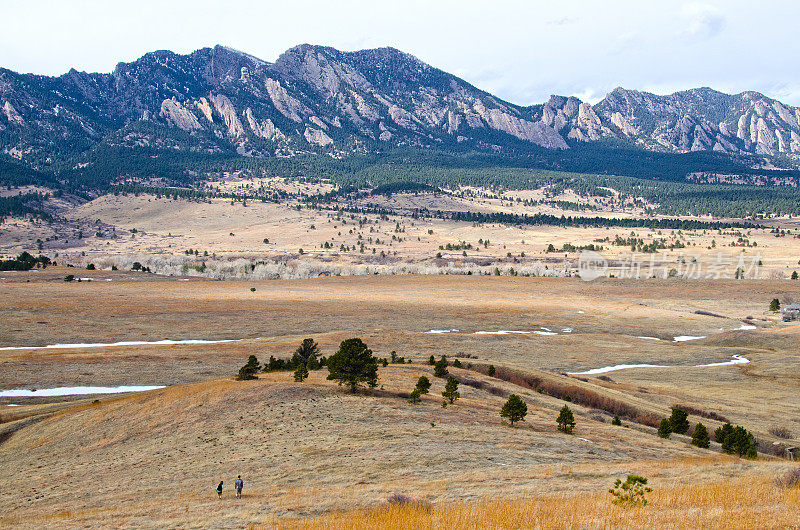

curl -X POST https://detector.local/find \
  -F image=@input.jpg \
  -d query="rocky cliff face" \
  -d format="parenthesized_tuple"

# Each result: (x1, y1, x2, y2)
(2, 44, 800, 168)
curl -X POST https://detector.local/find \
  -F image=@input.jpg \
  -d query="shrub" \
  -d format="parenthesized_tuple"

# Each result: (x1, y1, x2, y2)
(792, 271, 799, 280)
(691, 422, 710, 448)
(326, 338, 378, 393)
(657, 418, 672, 439)
(672, 403, 729, 423)
(386, 493, 432, 512)
(488, 364, 496, 377)
(770, 298, 781, 311)
(442, 376, 460, 404)
(775, 467, 800, 488)
(452, 358, 463, 368)
(86, 263, 96, 270)
(294, 363, 309, 382)
(768, 426, 793, 439)
(64, 274, 74, 282)
(612, 416, 622, 426)
(500, 394, 527, 426)
(428, 355, 436, 366)
(408, 388, 422, 404)
(557, 405, 575, 434)
(250, 287, 256, 292)
(433, 356, 449, 378)
(669, 407, 690, 434)
(609, 475, 652, 507)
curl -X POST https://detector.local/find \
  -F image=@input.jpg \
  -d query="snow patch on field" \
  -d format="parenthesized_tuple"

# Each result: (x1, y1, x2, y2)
(0, 338, 241, 351)
(0, 386, 165, 397)
(569, 355, 750, 375)
(673, 335, 707, 342)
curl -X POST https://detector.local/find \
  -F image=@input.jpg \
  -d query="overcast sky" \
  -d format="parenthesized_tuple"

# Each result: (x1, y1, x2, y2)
(3, 0, 800, 105)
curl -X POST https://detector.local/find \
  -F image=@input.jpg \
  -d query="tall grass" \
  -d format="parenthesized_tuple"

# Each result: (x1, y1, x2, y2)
(275, 475, 800, 529)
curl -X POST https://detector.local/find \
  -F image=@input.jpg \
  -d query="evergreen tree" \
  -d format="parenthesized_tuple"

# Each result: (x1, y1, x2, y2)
(658, 418, 673, 439)
(792, 271, 799, 280)
(612, 416, 622, 426)
(442, 376, 460, 404)
(720, 425, 757, 458)
(236, 355, 260, 380)
(770, 298, 781, 312)
(714, 423, 733, 443)
(669, 407, 690, 434)
(428, 355, 436, 365)
(408, 388, 422, 404)
(557, 405, 575, 434)
(415, 376, 431, 395)
(488, 364, 496, 377)
(691, 422, 710, 448)
(306, 354, 320, 370)
(433, 356, 449, 378)
(452, 358, 463, 368)
(326, 338, 378, 393)
(500, 394, 527, 426)
(293, 338, 320, 365)
(294, 363, 309, 382)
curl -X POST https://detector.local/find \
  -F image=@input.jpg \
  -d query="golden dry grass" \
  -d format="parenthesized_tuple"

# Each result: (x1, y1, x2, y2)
(277, 473, 800, 529)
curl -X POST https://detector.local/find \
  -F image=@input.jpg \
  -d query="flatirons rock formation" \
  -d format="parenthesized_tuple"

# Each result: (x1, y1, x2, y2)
(1, 43, 800, 166)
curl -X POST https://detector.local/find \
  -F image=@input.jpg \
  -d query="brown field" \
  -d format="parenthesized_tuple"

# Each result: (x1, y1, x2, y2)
(3, 190, 800, 281)
(1, 274, 799, 527)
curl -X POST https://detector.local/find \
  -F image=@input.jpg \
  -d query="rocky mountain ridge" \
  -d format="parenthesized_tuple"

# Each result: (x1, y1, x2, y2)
(1, 44, 799, 168)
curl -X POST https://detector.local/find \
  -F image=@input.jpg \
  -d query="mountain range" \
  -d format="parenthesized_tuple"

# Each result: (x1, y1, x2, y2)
(2, 43, 800, 171)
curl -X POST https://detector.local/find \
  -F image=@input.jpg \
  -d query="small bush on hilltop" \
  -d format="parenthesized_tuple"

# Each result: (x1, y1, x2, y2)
(236, 355, 260, 380)
(500, 394, 527, 426)
(488, 364, 496, 377)
(609, 475, 652, 507)
(557, 405, 575, 434)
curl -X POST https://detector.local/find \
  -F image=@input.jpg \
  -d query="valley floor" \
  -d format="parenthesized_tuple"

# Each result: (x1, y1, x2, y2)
(0, 274, 798, 527)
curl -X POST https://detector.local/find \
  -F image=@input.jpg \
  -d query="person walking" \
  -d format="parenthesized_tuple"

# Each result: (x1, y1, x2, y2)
(234, 475, 244, 499)
(216, 480, 224, 499)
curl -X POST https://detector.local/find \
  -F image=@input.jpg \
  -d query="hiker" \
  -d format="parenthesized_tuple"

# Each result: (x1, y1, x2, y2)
(216, 481, 223, 499)
(234, 475, 244, 498)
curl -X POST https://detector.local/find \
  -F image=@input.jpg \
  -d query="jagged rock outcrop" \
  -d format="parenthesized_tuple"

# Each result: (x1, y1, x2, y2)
(2, 43, 800, 167)
(160, 98, 202, 131)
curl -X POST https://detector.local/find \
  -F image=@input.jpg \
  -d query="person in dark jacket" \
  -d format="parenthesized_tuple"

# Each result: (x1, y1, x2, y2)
(234, 475, 244, 498)
(216, 481, 223, 499)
